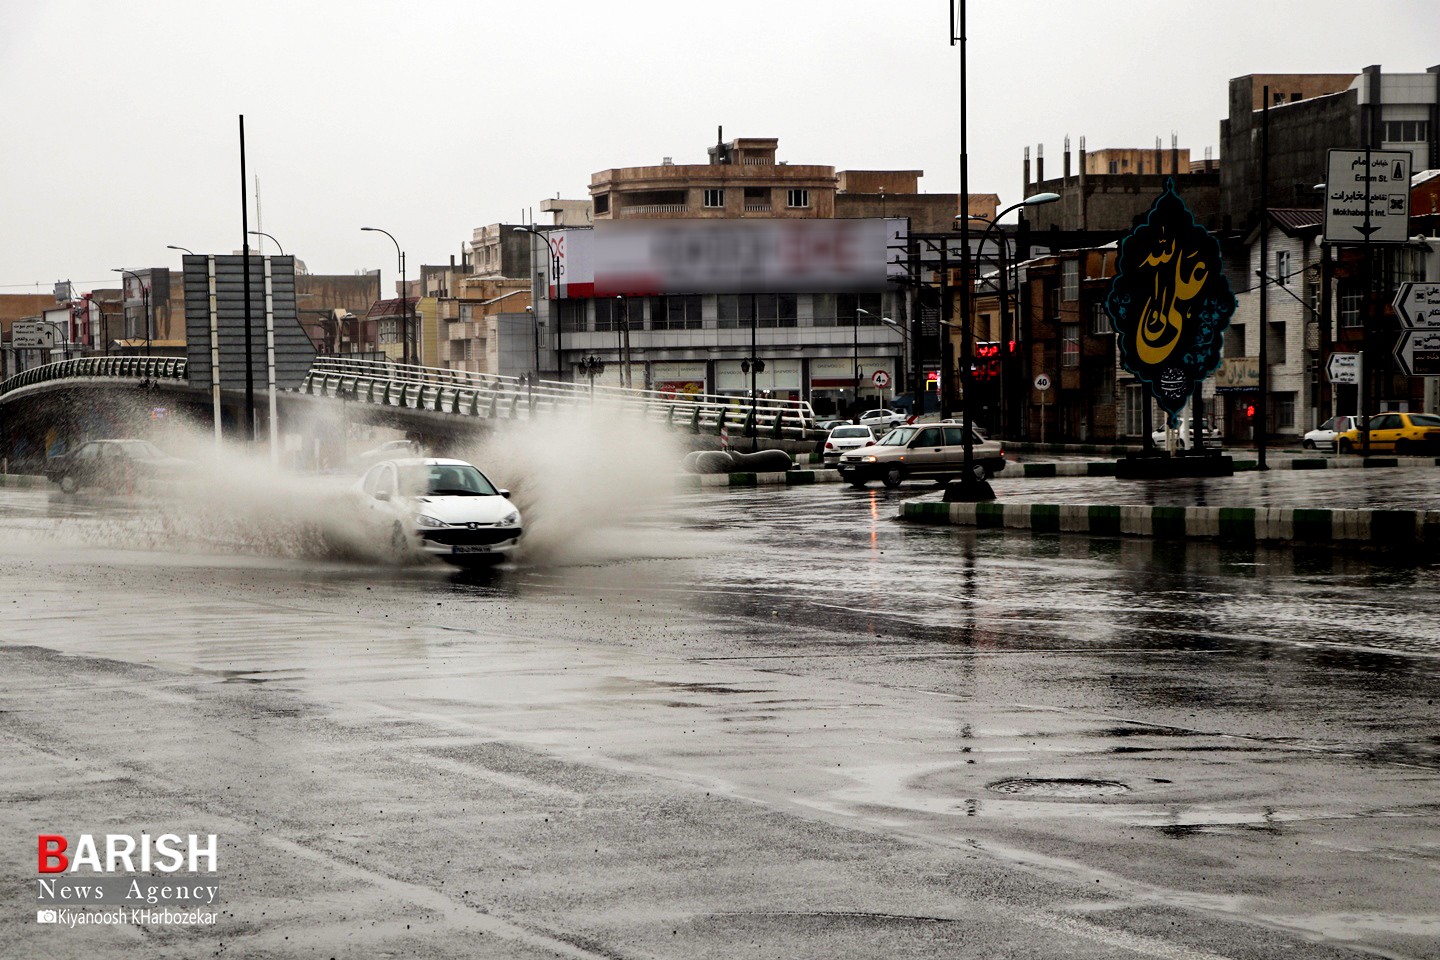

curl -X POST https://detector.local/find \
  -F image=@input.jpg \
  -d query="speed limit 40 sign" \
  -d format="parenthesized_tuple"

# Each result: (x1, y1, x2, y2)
(1033, 373, 1052, 391)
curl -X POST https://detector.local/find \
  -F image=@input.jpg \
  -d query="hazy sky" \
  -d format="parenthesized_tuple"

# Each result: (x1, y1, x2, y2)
(2, 1, 1435, 296)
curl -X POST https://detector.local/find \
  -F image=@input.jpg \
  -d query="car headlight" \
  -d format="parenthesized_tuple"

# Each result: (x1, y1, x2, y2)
(500, 510, 520, 526)
(861, 456, 878, 463)
(414, 514, 446, 528)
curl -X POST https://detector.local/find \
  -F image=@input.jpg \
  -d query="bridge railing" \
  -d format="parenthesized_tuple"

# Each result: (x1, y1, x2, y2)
(0, 356, 187, 397)
(302, 357, 817, 438)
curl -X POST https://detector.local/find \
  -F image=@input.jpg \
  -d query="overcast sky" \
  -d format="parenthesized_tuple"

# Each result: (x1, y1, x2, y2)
(1, 0, 1435, 296)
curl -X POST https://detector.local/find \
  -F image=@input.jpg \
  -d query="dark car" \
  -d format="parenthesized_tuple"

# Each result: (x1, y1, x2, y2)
(46, 439, 190, 494)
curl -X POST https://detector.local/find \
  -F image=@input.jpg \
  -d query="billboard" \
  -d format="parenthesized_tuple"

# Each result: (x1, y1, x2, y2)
(181, 255, 315, 392)
(552, 219, 902, 298)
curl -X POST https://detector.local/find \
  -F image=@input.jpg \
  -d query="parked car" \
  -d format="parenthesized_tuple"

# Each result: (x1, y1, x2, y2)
(856, 408, 909, 431)
(1150, 423, 1220, 451)
(1335, 412, 1440, 455)
(837, 424, 1006, 489)
(46, 439, 190, 494)
(1301, 415, 1358, 451)
(347, 458, 522, 566)
(821, 424, 878, 465)
(907, 414, 988, 439)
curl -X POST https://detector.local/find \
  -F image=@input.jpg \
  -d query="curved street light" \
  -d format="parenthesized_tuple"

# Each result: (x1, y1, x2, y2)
(111, 268, 151, 360)
(361, 227, 411, 365)
(248, 231, 284, 256)
(515, 225, 566, 380)
(166, 245, 194, 255)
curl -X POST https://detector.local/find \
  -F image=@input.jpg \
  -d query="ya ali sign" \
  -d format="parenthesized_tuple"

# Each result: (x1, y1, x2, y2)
(1104, 179, 1236, 425)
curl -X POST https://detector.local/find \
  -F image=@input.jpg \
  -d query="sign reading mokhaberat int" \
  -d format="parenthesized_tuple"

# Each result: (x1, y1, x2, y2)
(1104, 179, 1236, 427)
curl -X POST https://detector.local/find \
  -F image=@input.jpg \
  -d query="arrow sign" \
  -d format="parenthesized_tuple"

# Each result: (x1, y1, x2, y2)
(1326, 352, 1360, 385)
(1394, 282, 1440, 329)
(1394, 329, 1440, 378)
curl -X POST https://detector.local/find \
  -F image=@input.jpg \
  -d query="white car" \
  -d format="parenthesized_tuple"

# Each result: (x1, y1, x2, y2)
(353, 458, 521, 565)
(856, 408, 908, 430)
(1301, 415, 1357, 451)
(822, 424, 878, 465)
(1150, 423, 1220, 451)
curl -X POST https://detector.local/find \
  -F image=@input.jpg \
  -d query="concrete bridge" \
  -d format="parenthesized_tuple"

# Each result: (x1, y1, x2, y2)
(0, 355, 817, 467)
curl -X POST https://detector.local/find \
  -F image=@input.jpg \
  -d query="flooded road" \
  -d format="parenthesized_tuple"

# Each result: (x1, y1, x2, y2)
(2, 480, 1437, 959)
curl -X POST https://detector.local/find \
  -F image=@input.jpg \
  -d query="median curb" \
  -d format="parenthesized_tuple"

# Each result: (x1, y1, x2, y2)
(678, 469, 841, 489)
(899, 499, 1440, 547)
(0, 473, 46, 489)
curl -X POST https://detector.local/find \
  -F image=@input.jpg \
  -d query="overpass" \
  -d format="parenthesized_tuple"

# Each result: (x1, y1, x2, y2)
(0, 355, 817, 464)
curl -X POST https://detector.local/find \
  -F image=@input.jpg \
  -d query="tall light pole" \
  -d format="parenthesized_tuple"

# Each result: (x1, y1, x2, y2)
(958, 192, 1059, 438)
(361, 226, 410, 365)
(515, 225, 565, 380)
(166, 245, 194, 256)
(248, 231, 284, 256)
(111, 269, 150, 361)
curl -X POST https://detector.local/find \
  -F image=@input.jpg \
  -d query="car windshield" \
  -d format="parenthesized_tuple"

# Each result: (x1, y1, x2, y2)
(878, 427, 916, 446)
(1409, 414, 1440, 428)
(831, 427, 871, 439)
(398, 464, 499, 497)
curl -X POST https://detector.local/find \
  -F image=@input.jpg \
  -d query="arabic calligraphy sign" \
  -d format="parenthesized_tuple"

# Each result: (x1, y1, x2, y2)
(1323, 149, 1411, 244)
(1393, 282, 1440, 329)
(1104, 179, 1236, 426)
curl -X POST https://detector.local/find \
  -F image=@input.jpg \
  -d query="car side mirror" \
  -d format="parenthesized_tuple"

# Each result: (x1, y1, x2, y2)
(375, 491, 391, 502)
(498, 489, 511, 499)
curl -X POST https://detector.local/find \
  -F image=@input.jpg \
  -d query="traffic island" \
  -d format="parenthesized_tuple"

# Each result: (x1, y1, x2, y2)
(899, 499, 1440, 550)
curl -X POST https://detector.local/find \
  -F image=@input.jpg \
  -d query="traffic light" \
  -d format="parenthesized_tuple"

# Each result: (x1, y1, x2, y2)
(1245, 404, 1256, 418)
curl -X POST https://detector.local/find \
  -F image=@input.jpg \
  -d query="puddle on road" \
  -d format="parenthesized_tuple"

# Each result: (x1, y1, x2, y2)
(987, 777, 1131, 798)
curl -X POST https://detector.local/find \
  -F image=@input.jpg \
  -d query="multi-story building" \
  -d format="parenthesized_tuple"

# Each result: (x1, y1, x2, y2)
(1221, 65, 1440, 229)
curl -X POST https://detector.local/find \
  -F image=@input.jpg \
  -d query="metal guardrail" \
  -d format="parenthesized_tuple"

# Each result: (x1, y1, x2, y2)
(0, 356, 187, 397)
(0, 355, 818, 438)
(302, 357, 817, 437)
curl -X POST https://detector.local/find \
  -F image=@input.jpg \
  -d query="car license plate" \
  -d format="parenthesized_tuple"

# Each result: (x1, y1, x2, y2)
(452, 545, 492, 554)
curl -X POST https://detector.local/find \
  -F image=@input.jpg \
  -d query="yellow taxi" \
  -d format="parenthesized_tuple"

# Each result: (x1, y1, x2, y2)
(1335, 412, 1440, 454)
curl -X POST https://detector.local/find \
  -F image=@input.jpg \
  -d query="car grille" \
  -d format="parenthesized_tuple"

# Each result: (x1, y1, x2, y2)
(419, 526, 520, 546)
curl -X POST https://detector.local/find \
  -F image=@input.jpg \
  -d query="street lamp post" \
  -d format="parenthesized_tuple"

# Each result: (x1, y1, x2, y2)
(515, 225, 566, 380)
(577, 355, 605, 402)
(111, 269, 151, 361)
(166, 245, 194, 256)
(248, 231, 284, 256)
(959, 192, 1059, 439)
(361, 227, 410, 366)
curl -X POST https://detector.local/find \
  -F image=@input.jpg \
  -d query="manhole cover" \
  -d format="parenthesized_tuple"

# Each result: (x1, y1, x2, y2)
(987, 778, 1130, 798)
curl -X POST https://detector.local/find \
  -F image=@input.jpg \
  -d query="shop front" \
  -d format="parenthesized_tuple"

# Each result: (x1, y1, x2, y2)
(808, 355, 898, 417)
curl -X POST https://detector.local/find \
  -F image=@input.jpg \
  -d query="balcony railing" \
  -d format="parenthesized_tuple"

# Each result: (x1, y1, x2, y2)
(621, 204, 686, 215)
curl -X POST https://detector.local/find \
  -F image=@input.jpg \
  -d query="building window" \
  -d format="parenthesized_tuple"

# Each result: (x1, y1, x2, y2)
(557, 300, 587, 333)
(650, 295, 702, 330)
(1338, 288, 1364, 328)
(1107, 161, 1118, 174)
(1273, 392, 1296, 430)
(1267, 321, 1287, 364)
(1062, 324, 1080, 367)
(1383, 119, 1430, 142)
(1125, 383, 1146, 435)
(756, 293, 798, 328)
(1090, 301, 1111, 335)
(1275, 250, 1291, 286)
(703, 189, 724, 208)
(837, 293, 882, 326)
(1290, 92, 1302, 103)
(595, 298, 642, 332)
(594, 193, 609, 215)
(786, 189, 810, 209)
(1062, 261, 1079, 301)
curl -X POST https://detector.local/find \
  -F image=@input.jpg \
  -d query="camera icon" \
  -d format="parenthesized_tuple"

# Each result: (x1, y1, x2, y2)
(36, 909, 58, 924)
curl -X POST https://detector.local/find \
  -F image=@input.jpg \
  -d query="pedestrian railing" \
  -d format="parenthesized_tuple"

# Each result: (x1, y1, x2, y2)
(302, 357, 817, 437)
(0, 356, 187, 398)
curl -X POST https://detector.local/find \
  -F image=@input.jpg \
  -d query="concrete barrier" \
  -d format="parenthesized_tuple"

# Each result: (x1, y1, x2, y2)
(899, 499, 1440, 548)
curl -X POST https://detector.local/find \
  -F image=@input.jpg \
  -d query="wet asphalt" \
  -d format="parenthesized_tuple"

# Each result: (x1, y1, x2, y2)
(0, 476, 1437, 959)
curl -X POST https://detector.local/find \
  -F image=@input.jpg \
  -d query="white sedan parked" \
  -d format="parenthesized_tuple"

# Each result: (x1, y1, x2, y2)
(822, 424, 878, 465)
(1301, 415, 1357, 451)
(857, 408, 908, 430)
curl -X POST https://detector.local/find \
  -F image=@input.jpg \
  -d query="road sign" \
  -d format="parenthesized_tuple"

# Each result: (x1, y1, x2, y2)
(1323, 149, 1411, 244)
(1393, 282, 1440, 328)
(1033, 373, 1052, 392)
(1394, 329, 1440, 377)
(1326, 352, 1360, 385)
(871, 369, 890, 388)
(11, 322, 55, 349)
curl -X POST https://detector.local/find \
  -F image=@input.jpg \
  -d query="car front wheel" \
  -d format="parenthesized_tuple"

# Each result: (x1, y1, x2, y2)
(882, 465, 905, 489)
(1302, 439, 1315, 449)
(1338, 438, 1353, 454)
(59, 474, 78, 494)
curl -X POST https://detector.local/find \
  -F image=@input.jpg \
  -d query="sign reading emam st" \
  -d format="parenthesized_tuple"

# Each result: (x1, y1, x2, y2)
(1104, 179, 1236, 426)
